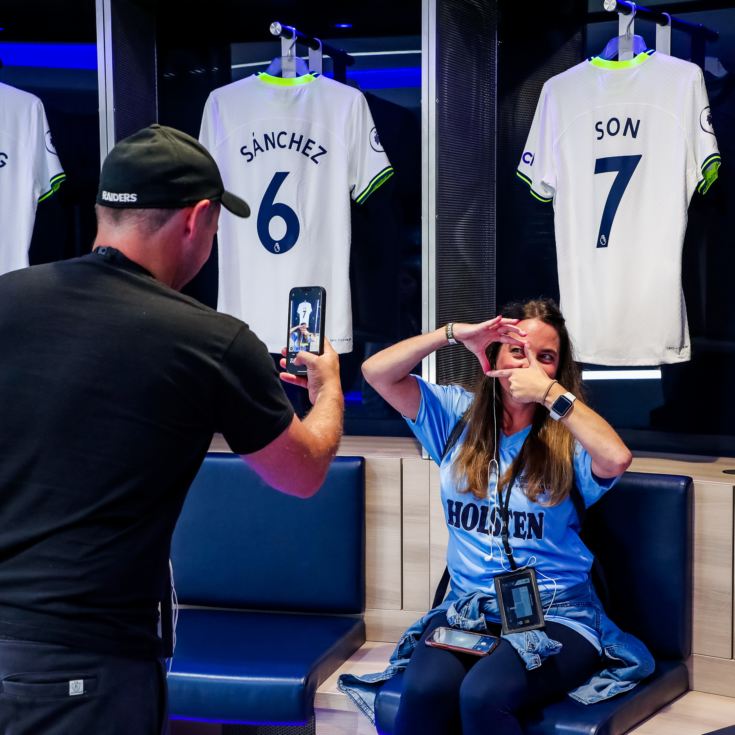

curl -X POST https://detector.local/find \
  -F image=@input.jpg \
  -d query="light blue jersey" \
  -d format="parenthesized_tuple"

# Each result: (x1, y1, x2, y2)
(406, 376, 618, 646)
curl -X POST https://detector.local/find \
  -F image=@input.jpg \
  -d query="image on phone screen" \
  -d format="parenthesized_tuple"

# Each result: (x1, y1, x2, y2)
(287, 286, 326, 375)
(289, 297, 321, 353)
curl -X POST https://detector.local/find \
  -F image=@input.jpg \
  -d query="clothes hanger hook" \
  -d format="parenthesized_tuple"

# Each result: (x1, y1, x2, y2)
(625, 2, 637, 39)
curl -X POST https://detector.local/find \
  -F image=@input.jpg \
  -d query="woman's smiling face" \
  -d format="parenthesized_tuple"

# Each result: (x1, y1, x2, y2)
(493, 318, 560, 393)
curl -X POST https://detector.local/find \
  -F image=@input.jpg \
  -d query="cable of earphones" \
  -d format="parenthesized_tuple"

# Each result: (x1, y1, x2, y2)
(485, 376, 500, 566)
(167, 559, 179, 675)
(524, 554, 559, 614)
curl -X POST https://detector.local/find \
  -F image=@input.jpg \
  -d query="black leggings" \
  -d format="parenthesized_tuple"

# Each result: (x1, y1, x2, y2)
(394, 613, 601, 735)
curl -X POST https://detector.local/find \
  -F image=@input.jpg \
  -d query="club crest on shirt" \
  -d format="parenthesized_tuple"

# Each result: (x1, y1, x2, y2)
(45, 130, 58, 155)
(369, 127, 384, 153)
(0, 152, 7, 169)
(700, 106, 715, 135)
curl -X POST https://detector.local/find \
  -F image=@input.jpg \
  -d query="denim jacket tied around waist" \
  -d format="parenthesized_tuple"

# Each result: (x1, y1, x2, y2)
(338, 580, 655, 725)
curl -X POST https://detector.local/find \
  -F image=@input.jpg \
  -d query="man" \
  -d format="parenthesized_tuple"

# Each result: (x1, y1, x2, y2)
(0, 125, 343, 734)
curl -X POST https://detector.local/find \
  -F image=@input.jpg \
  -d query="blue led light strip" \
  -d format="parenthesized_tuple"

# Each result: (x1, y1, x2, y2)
(0, 42, 97, 70)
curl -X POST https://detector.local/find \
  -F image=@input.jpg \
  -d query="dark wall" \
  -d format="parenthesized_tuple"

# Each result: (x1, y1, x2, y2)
(433, 0, 500, 389)
(496, 0, 587, 309)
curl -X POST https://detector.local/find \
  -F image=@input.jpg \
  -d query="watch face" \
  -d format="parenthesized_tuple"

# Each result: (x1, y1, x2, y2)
(551, 394, 573, 417)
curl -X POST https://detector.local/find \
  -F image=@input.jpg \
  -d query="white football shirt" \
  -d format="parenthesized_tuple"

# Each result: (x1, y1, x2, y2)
(200, 73, 394, 354)
(517, 51, 720, 366)
(0, 83, 66, 276)
(297, 300, 312, 328)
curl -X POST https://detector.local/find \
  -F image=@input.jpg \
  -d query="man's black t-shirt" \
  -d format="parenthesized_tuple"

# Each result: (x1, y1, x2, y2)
(0, 248, 294, 659)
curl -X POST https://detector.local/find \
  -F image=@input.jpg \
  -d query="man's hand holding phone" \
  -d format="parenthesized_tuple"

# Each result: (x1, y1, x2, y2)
(280, 339, 341, 406)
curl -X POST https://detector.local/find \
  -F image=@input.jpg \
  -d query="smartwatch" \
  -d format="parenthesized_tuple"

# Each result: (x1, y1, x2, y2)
(549, 391, 576, 421)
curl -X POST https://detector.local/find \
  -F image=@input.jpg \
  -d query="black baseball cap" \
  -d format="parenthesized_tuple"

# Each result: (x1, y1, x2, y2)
(96, 124, 250, 217)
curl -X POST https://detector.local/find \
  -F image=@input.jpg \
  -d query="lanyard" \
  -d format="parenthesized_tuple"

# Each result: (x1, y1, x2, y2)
(496, 439, 527, 572)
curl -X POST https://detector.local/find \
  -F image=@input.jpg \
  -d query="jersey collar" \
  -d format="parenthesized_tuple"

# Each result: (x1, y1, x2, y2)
(589, 49, 654, 70)
(501, 424, 532, 449)
(256, 72, 319, 86)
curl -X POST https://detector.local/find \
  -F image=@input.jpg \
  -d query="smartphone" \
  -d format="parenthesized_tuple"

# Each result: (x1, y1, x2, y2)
(425, 626, 500, 657)
(286, 286, 326, 376)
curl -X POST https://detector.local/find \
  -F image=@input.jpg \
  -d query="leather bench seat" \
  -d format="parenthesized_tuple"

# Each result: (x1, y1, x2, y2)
(169, 609, 364, 724)
(168, 453, 366, 727)
(374, 472, 693, 735)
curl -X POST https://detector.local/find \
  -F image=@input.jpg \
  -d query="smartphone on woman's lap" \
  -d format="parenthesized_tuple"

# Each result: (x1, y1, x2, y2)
(425, 626, 500, 656)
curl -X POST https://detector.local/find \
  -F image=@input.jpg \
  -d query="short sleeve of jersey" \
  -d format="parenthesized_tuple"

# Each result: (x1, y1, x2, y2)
(404, 376, 473, 465)
(686, 67, 721, 195)
(573, 443, 619, 509)
(349, 93, 394, 205)
(31, 99, 65, 203)
(199, 94, 219, 152)
(516, 83, 556, 203)
(214, 326, 295, 454)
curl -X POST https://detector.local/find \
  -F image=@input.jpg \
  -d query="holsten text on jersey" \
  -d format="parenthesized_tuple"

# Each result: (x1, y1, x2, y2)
(447, 499, 545, 540)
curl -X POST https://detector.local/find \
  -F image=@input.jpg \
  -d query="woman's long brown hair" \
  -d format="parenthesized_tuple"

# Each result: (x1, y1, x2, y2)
(452, 298, 584, 505)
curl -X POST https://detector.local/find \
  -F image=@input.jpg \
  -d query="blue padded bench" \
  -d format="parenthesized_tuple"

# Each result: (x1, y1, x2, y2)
(375, 471, 693, 735)
(167, 453, 366, 733)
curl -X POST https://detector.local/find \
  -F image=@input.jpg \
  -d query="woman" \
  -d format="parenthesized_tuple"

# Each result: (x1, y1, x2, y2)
(289, 322, 314, 352)
(360, 298, 653, 735)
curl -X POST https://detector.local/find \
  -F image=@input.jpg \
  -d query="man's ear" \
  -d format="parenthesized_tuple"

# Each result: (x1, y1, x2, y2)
(184, 200, 214, 237)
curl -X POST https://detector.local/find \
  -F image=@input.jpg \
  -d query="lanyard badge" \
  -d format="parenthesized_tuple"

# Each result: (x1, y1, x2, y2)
(494, 567, 545, 634)
(492, 451, 546, 634)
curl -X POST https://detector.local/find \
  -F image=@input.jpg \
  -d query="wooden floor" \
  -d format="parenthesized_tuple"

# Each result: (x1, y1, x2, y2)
(629, 691, 735, 734)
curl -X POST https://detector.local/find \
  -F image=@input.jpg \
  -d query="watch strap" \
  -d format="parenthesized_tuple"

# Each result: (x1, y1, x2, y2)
(446, 322, 458, 345)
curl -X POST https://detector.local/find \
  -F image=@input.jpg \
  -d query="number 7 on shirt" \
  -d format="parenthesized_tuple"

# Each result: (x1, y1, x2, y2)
(593, 154, 642, 248)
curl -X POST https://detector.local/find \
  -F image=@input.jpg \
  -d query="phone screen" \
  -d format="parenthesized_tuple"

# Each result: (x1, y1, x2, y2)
(511, 583, 533, 619)
(426, 627, 499, 656)
(287, 286, 325, 375)
(433, 629, 488, 649)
